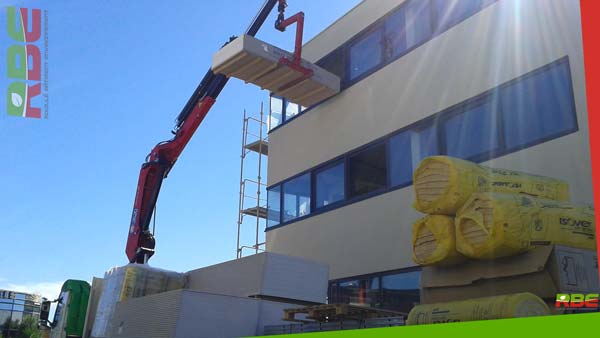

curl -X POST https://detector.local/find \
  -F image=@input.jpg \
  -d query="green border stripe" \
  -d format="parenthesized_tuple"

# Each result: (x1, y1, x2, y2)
(256, 313, 600, 337)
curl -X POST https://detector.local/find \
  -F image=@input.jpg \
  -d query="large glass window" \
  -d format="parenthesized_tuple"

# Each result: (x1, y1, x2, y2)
(389, 122, 440, 188)
(269, 96, 283, 130)
(315, 162, 345, 208)
(380, 271, 421, 313)
(0, 310, 11, 325)
(349, 28, 384, 80)
(389, 131, 413, 187)
(444, 98, 500, 160)
(284, 101, 300, 121)
(270, 96, 301, 130)
(500, 61, 578, 151)
(282, 174, 311, 222)
(385, 0, 433, 59)
(267, 185, 281, 228)
(329, 277, 380, 308)
(349, 143, 387, 198)
(434, 0, 495, 33)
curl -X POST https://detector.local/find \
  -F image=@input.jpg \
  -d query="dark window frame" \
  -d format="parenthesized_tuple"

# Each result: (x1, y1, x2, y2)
(266, 184, 282, 227)
(281, 172, 312, 223)
(347, 141, 389, 199)
(313, 160, 346, 211)
(328, 266, 422, 310)
(265, 57, 579, 231)
(438, 91, 505, 163)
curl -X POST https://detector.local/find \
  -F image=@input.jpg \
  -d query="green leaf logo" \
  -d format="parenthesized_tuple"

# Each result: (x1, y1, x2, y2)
(11, 92, 24, 107)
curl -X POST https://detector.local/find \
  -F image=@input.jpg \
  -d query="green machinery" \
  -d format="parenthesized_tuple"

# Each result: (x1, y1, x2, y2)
(41, 280, 90, 338)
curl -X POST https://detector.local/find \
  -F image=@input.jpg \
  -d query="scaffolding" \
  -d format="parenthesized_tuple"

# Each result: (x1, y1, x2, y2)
(236, 103, 269, 258)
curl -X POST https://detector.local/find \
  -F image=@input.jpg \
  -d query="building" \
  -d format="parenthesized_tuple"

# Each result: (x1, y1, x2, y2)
(264, 0, 592, 313)
(0, 289, 42, 334)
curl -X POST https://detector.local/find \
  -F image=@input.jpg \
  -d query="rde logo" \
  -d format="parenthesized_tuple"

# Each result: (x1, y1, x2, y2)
(5, 6, 42, 118)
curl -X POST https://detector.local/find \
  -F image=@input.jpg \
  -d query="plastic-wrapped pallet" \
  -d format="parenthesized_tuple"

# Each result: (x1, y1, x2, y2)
(90, 264, 185, 338)
(407, 293, 550, 325)
(412, 215, 465, 266)
(413, 156, 570, 215)
(456, 192, 596, 259)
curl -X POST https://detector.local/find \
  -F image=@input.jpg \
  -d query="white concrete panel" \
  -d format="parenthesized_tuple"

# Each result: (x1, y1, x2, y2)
(185, 252, 328, 303)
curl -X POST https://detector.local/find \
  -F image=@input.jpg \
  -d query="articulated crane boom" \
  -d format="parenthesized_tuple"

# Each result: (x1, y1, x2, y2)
(126, 0, 303, 264)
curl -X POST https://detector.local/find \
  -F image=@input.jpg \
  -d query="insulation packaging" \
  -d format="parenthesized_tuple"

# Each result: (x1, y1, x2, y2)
(90, 264, 185, 338)
(455, 192, 596, 260)
(413, 156, 570, 215)
(419, 245, 600, 304)
(407, 293, 550, 325)
(411, 215, 465, 266)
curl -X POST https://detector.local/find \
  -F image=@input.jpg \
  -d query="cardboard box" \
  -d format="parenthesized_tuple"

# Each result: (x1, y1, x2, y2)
(185, 252, 329, 304)
(420, 245, 599, 304)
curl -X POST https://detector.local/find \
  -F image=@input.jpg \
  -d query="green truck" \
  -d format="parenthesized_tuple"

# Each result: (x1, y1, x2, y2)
(41, 280, 90, 338)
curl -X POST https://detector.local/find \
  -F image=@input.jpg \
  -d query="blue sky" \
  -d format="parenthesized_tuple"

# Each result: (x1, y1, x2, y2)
(0, 0, 360, 300)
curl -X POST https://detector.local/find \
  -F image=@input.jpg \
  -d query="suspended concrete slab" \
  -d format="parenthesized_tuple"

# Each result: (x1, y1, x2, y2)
(212, 35, 340, 107)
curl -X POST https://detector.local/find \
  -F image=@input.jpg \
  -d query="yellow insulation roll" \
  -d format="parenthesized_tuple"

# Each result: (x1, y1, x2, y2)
(412, 215, 466, 266)
(456, 192, 596, 259)
(118, 266, 185, 301)
(413, 156, 570, 215)
(407, 293, 550, 325)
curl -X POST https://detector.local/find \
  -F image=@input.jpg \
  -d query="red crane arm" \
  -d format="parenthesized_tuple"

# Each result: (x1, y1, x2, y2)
(125, 0, 307, 264)
(126, 97, 216, 263)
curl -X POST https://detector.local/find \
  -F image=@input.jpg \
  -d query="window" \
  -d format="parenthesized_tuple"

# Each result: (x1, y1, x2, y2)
(270, 95, 302, 130)
(349, 28, 384, 80)
(385, 0, 433, 59)
(389, 131, 413, 187)
(284, 100, 300, 121)
(315, 162, 345, 208)
(0, 310, 11, 325)
(349, 143, 387, 198)
(282, 174, 311, 222)
(434, 0, 495, 33)
(444, 97, 500, 160)
(500, 61, 578, 151)
(380, 271, 421, 312)
(389, 122, 440, 188)
(267, 185, 281, 228)
(317, 48, 346, 80)
(404, 0, 434, 50)
(269, 96, 283, 130)
(329, 277, 380, 308)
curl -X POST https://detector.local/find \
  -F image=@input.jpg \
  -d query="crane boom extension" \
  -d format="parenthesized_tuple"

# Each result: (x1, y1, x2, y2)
(126, 0, 280, 264)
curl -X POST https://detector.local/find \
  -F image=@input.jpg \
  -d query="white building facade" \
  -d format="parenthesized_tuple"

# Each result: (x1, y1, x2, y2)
(265, 0, 592, 313)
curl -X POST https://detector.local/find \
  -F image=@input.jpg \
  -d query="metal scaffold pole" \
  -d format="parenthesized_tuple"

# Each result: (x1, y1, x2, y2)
(236, 103, 268, 259)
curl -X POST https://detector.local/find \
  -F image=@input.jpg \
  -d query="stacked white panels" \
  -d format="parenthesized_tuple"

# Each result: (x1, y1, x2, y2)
(107, 290, 302, 338)
(185, 252, 329, 304)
